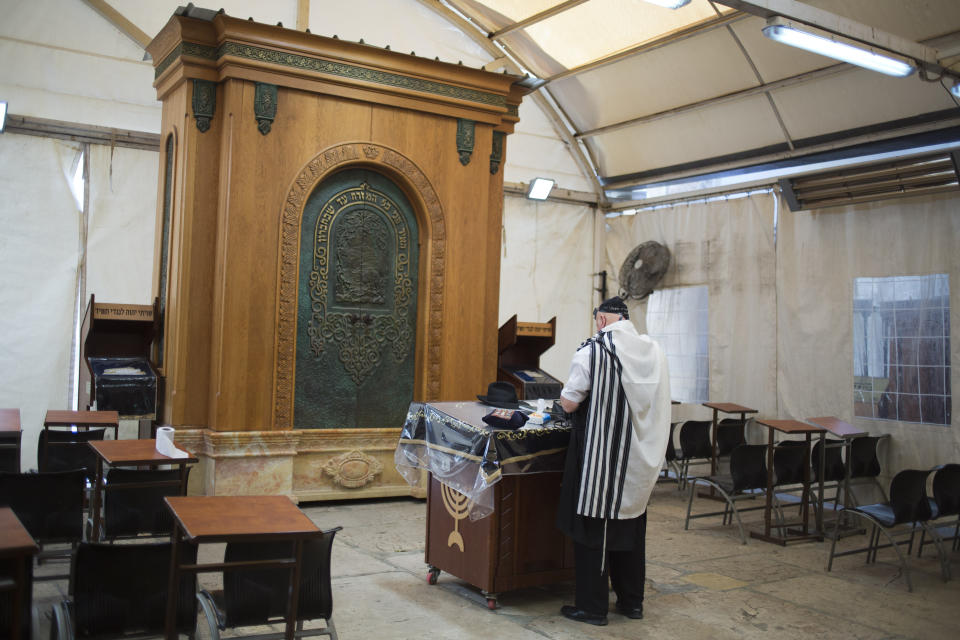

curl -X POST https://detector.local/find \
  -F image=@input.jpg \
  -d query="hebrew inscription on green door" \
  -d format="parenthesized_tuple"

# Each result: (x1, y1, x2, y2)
(294, 169, 419, 428)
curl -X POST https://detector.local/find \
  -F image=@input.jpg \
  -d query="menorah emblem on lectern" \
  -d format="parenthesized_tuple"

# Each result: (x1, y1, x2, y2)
(440, 483, 472, 552)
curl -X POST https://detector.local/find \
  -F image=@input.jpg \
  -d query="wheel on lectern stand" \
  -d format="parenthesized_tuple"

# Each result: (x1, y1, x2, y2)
(427, 566, 440, 585)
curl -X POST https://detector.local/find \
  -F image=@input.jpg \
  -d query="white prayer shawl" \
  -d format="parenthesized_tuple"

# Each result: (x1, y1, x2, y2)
(577, 321, 671, 520)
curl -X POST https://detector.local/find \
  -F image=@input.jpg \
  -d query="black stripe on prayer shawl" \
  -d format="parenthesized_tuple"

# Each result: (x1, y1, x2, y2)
(577, 331, 635, 519)
(601, 333, 632, 517)
(602, 334, 627, 515)
(579, 337, 601, 513)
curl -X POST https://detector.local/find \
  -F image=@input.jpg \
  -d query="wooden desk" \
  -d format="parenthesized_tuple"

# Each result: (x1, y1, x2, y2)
(164, 495, 321, 640)
(701, 402, 757, 498)
(0, 507, 38, 640)
(43, 409, 120, 432)
(806, 416, 868, 533)
(0, 409, 22, 472)
(42, 410, 120, 471)
(88, 439, 197, 541)
(702, 402, 757, 473)
(751, 418, 825, 545)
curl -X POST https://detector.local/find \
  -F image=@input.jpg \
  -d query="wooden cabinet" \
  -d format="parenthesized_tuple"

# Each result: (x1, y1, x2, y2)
(425, 473, 574, 608)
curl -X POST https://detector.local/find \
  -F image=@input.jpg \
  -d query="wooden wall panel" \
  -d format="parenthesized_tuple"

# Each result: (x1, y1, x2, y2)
(154, 81, 220, 428)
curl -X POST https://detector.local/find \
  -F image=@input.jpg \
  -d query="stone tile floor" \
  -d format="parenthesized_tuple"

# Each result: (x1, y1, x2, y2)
(31, 480, 960, 639)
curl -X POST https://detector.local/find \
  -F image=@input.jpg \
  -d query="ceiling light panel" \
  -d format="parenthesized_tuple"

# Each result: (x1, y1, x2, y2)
(762, 17, 915, 77)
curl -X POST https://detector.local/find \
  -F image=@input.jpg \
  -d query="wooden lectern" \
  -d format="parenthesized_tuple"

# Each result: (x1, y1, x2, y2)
(497, 315, 563, 401)
(78, 295, 160, 424)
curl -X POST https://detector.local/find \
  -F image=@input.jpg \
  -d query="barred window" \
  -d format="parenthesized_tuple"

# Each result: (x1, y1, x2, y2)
(853, 274, 951, 425)
(646, 285, 709, 403)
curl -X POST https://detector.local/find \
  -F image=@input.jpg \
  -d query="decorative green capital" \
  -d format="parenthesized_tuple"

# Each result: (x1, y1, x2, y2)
(254, 82, 278, 135)
(191, 79, 216, 132)
(456, 119, 475, 166)
(489, 131, 505, 175)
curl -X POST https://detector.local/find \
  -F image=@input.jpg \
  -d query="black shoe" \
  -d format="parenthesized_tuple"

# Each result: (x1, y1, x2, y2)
(561, 605, 608, 626)
(616, 602, 643, 619)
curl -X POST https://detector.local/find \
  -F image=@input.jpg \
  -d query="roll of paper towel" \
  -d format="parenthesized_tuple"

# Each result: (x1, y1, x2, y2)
(156, 426, 188, 458)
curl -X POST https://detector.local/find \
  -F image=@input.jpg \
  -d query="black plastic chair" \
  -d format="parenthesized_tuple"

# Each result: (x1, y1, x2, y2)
(811, 438, 845, 487)
(0, 431, 21, 472)
(846, 435, 888, 505)
(827, 468, 941, 591)
(917, 463, 960, 576)
(677, 420, 713, 491)
(767, 440, 822, 530)
(659, 422, 683, 487)
(38, 428, 106, 484)
(716, 418, 747, 459)
(810, 438, 847, 521)
(0, 469, 85, 581)
(197, 526, 342, 640)
(102, 467, 189, 541)
(51, 541, 198, 638)
(685, 444, 772, 544)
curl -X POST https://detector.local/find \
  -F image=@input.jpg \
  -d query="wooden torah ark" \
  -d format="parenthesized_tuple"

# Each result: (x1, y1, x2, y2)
(145, 7, 532, 500)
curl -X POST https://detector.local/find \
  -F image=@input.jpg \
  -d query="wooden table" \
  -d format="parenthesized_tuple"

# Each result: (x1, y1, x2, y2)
(0, 409, 22, 472)
(0, 507, 38, 640)
(806, 416, 869, 533)
(42, 410, 120, 471)
(87, 439, 197, 541)
(751, 418, 826, 545)
(163, 495, 321, 640)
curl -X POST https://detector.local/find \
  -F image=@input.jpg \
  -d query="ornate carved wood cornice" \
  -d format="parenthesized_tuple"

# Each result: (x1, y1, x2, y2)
(146, 11, 530, 130)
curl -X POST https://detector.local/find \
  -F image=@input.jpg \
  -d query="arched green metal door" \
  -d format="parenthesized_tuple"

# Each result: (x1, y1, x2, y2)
(294, 168, 419, 428)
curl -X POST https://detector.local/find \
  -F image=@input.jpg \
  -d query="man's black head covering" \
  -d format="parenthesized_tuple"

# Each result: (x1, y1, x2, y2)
(477, 381, 521, 409)
(594, 295, 629, 319)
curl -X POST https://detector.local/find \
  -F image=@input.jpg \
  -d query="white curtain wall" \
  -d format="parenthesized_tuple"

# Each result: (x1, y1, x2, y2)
(86, 144, 159, 304)
(498, 196, 597, 382)
(604, 192, 779, 427)
(0, 134, 159, 469)
(0, 133, 82, 469)
(777, 192, 960, 472)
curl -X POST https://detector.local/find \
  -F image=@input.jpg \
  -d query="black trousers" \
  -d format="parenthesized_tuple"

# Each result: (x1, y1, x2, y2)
(573, 511, 647, 615)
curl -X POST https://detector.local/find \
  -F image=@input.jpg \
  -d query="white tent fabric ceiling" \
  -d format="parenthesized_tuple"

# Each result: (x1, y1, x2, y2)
(451, 0, 960, 195)
(8, 0, 959, 202)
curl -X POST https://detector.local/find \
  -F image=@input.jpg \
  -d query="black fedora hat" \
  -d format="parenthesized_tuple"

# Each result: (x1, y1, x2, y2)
(477, 381, 520, 409)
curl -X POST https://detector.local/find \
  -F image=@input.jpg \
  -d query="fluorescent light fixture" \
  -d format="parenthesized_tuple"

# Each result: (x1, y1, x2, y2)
(643, 0, 692, 8)
(763, 17, 915, 78)
(526, 178, 555, 200)
(0, 101, 6, 133)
